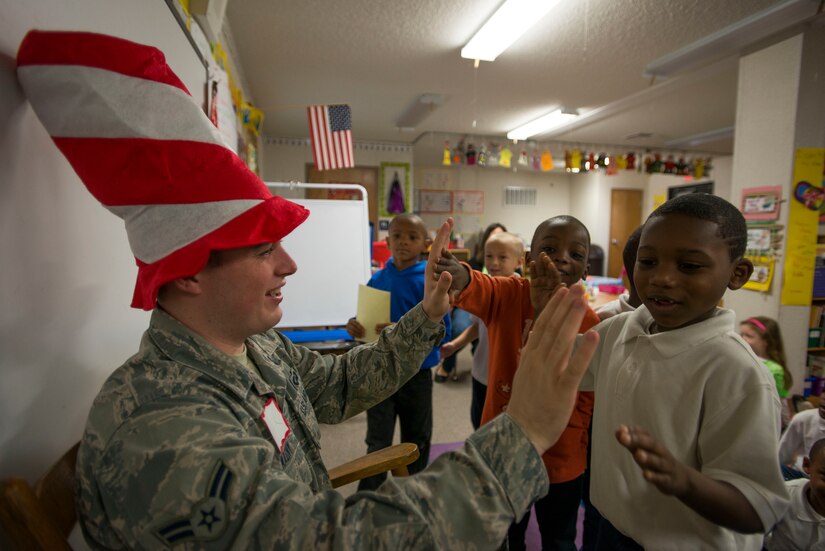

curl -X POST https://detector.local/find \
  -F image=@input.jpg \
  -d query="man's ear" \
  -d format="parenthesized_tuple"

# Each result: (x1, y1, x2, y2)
(169, 275, 203, 296)
(728, 257, 754, 290)
(803, 456, 812, 475)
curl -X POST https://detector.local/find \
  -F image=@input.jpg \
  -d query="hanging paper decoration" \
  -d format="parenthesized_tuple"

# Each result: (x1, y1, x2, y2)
(488, 143, 500, 167)
(596, 153, 607, 169)
(704, 157, 714, 177)
(499, 146, 513, 168)
(387, 171, 406, 214)
(587, 152, 596, 171)
(626, 152, 636, 170)
(466, 143, 477, 165)
(693, 158, 704, 178)
(564, 149, 572, 171)
(452, 140, 465, 165)
(663, 154, 676, 174)
(676, 156, 688, 175)
(518, 150, 529, 167)
(616, 154, 628, 170)
(442, 141, 451, 166)
(477, 144, 488, 167)
(532, 150, 541, 171)
(541, 150, 553, 171)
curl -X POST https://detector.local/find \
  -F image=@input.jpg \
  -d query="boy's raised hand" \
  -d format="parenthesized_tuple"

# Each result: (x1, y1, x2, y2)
(434, 250, 471, 292)
(422, 218, 454, 322)
(529, 252, 564, 318)
(615, 425, 690, 497)
(615, 424, 764, 533)
(508, 285, 599, 454)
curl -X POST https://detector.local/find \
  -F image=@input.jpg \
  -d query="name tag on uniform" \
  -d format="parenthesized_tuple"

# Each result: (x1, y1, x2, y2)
(261, 398, 291, 452)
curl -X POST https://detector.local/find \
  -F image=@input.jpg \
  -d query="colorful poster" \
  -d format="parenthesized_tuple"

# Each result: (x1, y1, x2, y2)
(744, 255, 775, 293)
(781, 148, 825, 305)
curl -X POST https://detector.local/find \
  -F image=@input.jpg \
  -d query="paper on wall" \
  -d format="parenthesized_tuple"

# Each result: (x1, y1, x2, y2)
(356, 285, 390, 342)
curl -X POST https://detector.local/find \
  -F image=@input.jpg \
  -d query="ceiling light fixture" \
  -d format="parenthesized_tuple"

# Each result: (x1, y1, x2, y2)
(507, 107, 578, 140)
(395, 93, 444, 129)
(644, 0, 821, 78)
(461, 0, 563, 62)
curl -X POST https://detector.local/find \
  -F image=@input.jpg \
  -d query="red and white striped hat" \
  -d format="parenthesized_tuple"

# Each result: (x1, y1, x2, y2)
(16, 30, 308, 310)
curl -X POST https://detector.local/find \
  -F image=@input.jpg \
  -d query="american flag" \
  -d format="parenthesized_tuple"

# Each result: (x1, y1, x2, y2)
(307, 104, 354, 170)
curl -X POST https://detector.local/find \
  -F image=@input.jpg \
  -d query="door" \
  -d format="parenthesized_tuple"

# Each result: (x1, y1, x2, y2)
(307, 165, 379, 240)
(607, 189, 643, 278)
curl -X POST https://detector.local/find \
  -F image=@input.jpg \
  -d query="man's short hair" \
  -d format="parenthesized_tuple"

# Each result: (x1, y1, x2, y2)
(648, 193, 746, 260)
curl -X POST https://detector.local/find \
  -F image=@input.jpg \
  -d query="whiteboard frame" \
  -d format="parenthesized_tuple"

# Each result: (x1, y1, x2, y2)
(266, 182, 371, 328)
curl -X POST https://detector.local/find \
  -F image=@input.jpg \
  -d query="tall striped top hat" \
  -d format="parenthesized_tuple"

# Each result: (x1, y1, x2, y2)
(16, 30, 309, 310)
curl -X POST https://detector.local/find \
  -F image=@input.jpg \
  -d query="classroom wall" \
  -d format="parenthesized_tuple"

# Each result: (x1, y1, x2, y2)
(0, 0, 208, 482)
(262, 139, 414, 199)
(413, 164, 572, 248)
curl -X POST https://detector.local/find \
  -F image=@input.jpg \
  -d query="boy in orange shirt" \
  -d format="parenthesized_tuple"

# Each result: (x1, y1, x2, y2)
(436, 215, 599, 551)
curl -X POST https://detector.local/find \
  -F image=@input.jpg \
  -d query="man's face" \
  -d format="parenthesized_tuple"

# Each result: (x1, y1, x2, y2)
(386, 217, 428, 270)
(196, 242, 297, 340)
(484, 240, 521, 277)
(635, 214, 739, 331)
(530, 221, 589, 287)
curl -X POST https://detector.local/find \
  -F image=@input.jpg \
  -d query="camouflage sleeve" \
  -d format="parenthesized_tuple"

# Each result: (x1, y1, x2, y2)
(97, 399, 546, 549)
(285, 302, 446, 423)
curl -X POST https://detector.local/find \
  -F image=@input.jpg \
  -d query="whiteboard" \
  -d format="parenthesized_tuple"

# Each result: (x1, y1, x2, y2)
(267, 183, 371, 328)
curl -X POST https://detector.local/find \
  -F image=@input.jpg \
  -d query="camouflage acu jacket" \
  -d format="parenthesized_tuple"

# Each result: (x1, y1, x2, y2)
(76, 304, 547, 549)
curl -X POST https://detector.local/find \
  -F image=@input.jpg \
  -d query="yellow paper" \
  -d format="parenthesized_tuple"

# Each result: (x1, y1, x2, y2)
(743, 255, 775, 292)
(356, 285, 390, 342)
(781, 148, 825, 305)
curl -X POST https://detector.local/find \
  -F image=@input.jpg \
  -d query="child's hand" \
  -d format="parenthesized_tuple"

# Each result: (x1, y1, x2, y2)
(346, 318, 366, 339)
(422, 218, 454, 323)
(434, 249, 470, 292)
(440, 341, 459, 359)
(615, 425, 690, 497)
(374, 322, 393, 334)
(529, 252, 564, 318)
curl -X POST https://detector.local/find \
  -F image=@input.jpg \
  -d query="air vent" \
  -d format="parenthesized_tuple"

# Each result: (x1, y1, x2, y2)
(504, 187, 537, 206)
(624, 132, 653, 140)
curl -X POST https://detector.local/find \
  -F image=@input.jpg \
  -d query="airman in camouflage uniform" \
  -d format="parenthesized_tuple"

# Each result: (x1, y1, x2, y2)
(75, 302, 551, 549)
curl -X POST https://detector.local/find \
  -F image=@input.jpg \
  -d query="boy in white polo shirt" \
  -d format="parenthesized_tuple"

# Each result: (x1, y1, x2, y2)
(580, 194, 789, 550)
(766, 438, 825, 550)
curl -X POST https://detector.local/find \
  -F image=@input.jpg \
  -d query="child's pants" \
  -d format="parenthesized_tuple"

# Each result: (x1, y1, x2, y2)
(507, 475, 583, 551)
(358, 368, 433, 491)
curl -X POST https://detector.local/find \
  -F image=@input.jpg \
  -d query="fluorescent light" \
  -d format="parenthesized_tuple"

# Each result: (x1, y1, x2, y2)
(507, 108, 578, 140)
(644, 0, 820, 78)
(461, 0, 563, 62)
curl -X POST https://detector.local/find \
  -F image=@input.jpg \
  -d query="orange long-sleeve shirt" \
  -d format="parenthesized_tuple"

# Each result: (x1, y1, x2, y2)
(454, 266, 600, 483)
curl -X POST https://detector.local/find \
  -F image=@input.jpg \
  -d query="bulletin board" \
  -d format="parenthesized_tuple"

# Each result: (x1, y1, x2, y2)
(267, 183, 371, 328)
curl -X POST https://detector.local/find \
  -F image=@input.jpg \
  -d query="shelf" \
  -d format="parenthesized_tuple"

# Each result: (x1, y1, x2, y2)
(814, 297, 825, 302)
(809, 348, 825, 352)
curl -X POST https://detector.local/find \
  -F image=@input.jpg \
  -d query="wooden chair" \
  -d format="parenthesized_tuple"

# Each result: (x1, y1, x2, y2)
(0, 441, 418, 550)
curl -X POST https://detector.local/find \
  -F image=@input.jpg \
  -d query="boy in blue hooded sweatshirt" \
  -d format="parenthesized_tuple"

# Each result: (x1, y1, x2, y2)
(347, 213, 450, 490)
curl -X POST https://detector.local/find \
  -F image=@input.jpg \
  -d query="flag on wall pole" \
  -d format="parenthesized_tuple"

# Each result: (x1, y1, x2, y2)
(307, 104, 354, 171)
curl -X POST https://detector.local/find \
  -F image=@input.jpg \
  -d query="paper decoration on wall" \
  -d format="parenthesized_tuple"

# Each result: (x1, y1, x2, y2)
(387, 173, 406, 213)
(453, 190, 484, 214)
(741, 186, 783, 221)
(499, 147, 513, 168)
(571, 149, 582, 171)
(419, 189, 453, 213)
(477, 145, 488, 167)
(781, 148, 824, 305)
(743, 255, 775, 292)
(466, 143, 476, 165)
(379, 162, 411, 217)
(541, 150, 553, 171)
(518, 150, 529, 167)
(442, 141, 451, 166)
